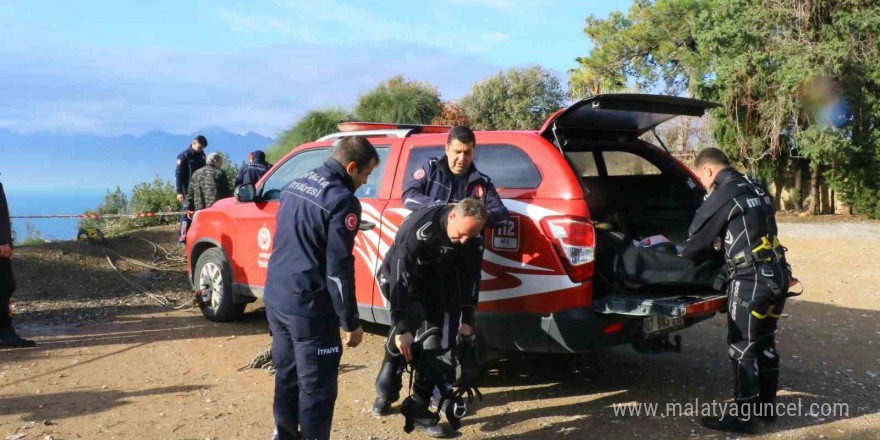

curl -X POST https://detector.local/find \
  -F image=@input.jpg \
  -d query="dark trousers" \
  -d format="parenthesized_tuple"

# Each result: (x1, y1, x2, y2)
(727, 270, 786, 412)
(267, 307, 343, 440)
(178, 200, 191, 243)
(0, 258, 15, 329)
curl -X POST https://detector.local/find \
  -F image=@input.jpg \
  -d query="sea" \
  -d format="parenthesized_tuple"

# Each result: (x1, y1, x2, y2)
(6, 188, 109, 242)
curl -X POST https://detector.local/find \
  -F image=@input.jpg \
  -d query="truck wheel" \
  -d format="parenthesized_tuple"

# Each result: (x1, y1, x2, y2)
(194, 248, 245, 322)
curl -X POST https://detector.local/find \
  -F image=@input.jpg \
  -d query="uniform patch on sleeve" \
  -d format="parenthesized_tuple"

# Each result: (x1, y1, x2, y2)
(473, 183, 485, 198)
(413, 168, 426, 180)
(177, 159, 181, 165)
(345, 213, 358, 231)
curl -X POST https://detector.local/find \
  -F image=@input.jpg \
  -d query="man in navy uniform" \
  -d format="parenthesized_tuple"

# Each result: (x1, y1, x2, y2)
(175, 135, 208, 243)
(264, 136, 379, 440)
(402, 125, 508, 227)
(236, 150, 273, 188)
(0, 176, 35, 348)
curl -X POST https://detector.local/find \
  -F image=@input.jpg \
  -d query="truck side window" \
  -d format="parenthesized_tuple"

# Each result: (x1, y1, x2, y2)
(354, 146, 390, 199)
(602, 151, 662, 176)
(403, 144, 541, 189)
(260, 148, 328, 200)
(260, 146, 391, 201)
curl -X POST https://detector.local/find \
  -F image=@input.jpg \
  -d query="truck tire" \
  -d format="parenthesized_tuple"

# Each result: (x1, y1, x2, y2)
(194, 248, 245, 322)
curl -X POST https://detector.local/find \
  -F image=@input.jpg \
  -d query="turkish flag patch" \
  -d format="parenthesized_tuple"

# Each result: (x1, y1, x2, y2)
(413, 169, 426, 180)
(176, 159, 181, 165)
(345, 213, 358, 231)
(473, 184, 485, 198)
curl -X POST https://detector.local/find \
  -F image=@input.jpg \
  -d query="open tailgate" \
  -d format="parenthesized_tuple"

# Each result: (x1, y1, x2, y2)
(540, 94, 720, 141)
(595, 293, 727, 319)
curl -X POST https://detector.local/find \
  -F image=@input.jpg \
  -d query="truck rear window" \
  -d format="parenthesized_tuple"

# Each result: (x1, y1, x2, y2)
(568, 150, 662, 177)
(603, 151, 662, 176)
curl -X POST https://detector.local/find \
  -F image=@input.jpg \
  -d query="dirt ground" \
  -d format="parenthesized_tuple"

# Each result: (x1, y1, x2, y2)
(1, 219, 878, 440)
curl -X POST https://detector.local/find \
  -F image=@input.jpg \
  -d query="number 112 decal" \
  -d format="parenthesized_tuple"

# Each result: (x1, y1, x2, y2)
(492, 216, 520, 252)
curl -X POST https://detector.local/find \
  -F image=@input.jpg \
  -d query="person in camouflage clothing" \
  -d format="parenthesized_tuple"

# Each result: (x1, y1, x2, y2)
(186, 152, 233, 214)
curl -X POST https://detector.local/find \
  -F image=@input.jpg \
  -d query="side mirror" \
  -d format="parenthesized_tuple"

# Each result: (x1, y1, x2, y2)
(236, 184, 256, 203)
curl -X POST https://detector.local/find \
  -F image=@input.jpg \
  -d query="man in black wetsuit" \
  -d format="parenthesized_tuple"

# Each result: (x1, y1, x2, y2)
(376, 199, 487, 438)
(682, 148, 793, 433)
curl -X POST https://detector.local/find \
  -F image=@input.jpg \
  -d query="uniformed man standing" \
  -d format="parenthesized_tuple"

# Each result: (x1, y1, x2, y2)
(235, 150, 273, 188)
(186, 152, 232, 213)
(263, 136, 379, 440)
(402, 125, 508, 227)
(175, 135, 208, 243)
(681, 148, 793, 433)
(374, 199, 487, 438)
(0, 177, 35, 348)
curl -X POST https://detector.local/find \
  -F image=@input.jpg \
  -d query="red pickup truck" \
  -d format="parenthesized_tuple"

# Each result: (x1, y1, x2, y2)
(186, 94, 727, 356)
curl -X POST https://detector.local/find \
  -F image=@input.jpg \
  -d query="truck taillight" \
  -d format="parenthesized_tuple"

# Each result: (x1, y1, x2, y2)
(540, 216, 595, 282)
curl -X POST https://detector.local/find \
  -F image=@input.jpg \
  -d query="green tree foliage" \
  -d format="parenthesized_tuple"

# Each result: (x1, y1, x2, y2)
(267, 108, 352, 163)
(459, 66, 567, 131)
(79, 186, 130, 235)
(569, 0, 710, 99)
(81, 177, 179, 236)
(571, 0, 880, 217)
(129, 176, 179, 228)
(19, 220, 47, 245)
(354, 75, 442, 125)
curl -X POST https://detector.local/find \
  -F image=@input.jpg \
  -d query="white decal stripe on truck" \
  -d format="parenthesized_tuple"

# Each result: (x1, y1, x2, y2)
(478, 272, 580, 302)
(353, 200, 581, 305)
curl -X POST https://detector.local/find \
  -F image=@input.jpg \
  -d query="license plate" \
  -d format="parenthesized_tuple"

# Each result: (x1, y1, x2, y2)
(643, 316, 685, 335)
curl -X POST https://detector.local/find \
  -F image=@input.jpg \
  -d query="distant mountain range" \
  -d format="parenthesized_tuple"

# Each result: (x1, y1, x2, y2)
(0, 128, 275, 192)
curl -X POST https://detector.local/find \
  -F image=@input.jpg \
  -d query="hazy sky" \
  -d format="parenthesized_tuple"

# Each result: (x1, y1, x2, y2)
(0, 1, 622, 137)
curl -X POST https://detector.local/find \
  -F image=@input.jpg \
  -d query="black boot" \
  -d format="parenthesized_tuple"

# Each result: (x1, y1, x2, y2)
(701, 413, 758, 434)
(401, 397, 448, 438)
(270, 426, 301, 440)
(374, 354, 402, 418)
(372, 396, 393, 418)
(757, 399, 778, 422)
(0, 325, 35, 348)
(758, 347, 780, 422)
(701, 401, 759, 435)
(758, 369, 780, 422)
(414, 420, 448, 438)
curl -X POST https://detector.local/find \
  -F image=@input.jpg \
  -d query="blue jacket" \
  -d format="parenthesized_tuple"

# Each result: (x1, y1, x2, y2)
(235, 161, 272, 187)
(263, 159, 362, 332)
(175, 147, 206, 195)
(402, 156, 509, 227)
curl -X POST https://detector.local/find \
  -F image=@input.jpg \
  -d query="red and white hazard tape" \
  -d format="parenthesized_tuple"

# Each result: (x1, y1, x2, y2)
(11, 211, 186, 219)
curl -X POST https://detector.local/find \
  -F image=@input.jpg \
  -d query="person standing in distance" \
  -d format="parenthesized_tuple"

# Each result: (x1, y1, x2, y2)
(175, 135, 207, 243)
(186, 152, 233, 213)
(263, 136, 379, 440)
(0, 176, 35, 348)
(236, 150, 273, 188)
